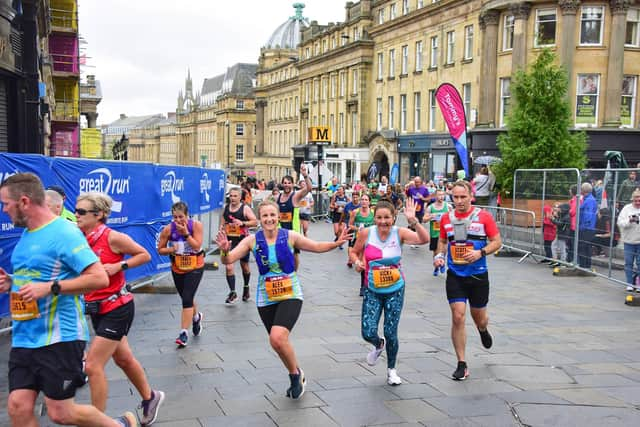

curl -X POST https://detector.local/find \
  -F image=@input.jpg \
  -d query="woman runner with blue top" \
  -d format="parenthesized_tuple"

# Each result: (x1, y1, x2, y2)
(349, 198, 429, 385)
(216, 200, 351, 399)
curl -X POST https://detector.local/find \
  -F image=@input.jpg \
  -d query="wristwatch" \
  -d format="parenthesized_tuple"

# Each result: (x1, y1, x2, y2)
(51, 279, 61, 296)
(121, 261, 129, 271)
(480, 248, 487, 257)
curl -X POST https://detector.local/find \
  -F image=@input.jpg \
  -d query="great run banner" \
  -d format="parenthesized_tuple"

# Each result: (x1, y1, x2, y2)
(0, 153, 226, 318)
(435, 83, 469, 178)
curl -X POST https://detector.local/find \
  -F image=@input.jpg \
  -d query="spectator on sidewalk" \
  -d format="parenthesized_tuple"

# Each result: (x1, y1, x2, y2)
(542, 204, 557, 263)
(551, 203, 571, 265)
(592, 208, 618, 257)
(617, 189, 640, 292)
(567, 185, 578, 263)
(578, 183, 597, 270)
(618, 171, 638, 207)
(472, 166, 491, 206)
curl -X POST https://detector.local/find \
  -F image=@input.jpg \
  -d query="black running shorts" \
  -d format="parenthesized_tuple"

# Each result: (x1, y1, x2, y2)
(445, 271, 490, 308)
(230, 237, 250, 263)
(9, 340, 85, 400)
(257, 299, 303, 333)
(429, 237, 439, 251)
(90, 300, 134, 341)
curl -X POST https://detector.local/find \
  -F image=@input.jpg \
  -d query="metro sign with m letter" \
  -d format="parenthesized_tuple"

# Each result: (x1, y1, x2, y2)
(308, 127, 331, 144)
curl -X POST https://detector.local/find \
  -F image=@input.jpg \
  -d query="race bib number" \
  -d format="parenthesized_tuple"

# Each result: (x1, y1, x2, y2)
(225, 223, 242, 237)
(299, 200, 307, 207)
(450, 242, 475, 265)
(372, 265, 401, 288)
(279, 212, 293, 223)
(415, 203, 422, 212)
(10, 292, 40, 321)
(432, 219, 441, 231)
(265, 275, 294, 301)
(175, 254, 198, 271)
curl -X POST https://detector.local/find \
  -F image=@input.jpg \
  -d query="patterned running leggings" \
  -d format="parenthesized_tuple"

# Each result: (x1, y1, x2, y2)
(361, 286, 405, 369)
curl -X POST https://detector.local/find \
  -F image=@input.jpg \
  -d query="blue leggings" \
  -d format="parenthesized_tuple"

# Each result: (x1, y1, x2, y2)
(361, 286, 404, 369)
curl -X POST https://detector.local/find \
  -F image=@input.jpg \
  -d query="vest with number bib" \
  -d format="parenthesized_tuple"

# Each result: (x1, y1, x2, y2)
(443, 207, 488, 276)
(223, 202, 249, 240)
(364, 226, 405, 294)
(252, 228, 302, 307)
(277, 192, 301, 232)
(428, 203, 450, 238)
(170, 220, 204, 273)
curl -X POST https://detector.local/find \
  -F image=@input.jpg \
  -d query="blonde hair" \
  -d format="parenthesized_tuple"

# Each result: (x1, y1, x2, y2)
(452, 179, 473, 194)
(76, 191, 112, 222)
(257, 200, 279, 216)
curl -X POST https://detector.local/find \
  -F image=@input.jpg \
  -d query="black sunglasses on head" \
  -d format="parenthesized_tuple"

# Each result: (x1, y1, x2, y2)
(75, 208, 99, 216)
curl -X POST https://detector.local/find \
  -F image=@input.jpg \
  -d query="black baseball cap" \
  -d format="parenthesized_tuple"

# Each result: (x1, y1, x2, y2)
(47, 185, 66, 198)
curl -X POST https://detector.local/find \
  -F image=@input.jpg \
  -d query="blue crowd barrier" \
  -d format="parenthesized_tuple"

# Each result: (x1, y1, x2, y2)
(0, 153, 226, 318)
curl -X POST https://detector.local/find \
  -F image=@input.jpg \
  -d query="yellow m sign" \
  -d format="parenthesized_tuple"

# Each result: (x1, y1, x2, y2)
(308, 127, 331, 143)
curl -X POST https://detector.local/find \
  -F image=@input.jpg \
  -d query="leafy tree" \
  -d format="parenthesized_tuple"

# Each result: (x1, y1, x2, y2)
(493, 49, 587, 198)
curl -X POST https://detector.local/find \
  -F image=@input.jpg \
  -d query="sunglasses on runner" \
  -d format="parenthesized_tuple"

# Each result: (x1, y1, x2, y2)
(75, 208, 99, 216)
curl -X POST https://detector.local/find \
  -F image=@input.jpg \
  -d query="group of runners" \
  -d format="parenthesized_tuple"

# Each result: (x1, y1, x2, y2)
(0, 168, 502, 426)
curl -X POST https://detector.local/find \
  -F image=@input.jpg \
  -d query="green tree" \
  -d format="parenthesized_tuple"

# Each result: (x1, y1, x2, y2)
(493, 49, 587, 197)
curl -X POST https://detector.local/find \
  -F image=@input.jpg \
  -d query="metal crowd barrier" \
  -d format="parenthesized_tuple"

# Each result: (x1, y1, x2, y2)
(477, 205, 538, 263)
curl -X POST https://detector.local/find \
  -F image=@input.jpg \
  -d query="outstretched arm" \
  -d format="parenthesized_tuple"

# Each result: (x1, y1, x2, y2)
(215, 230, 254, 264)
(291, 227, 352, 253)
(399, 197, 429, 245)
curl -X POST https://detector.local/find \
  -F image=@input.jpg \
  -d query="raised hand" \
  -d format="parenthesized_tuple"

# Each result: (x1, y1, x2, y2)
(404, 197, 417, 223)
(336, 226, 353, 246)
(215, 229, 231, 252)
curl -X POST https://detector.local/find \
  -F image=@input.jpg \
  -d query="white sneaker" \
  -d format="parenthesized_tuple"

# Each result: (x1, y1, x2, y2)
(366, 337, 385, 366)
(627, 285, 634, 292)
(387, 368, 402, 386)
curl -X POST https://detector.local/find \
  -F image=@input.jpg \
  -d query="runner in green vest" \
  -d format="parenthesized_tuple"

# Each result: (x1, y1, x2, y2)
(425, 189, 452, 276)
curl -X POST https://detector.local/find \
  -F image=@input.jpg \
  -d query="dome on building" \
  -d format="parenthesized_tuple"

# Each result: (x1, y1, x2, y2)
(264, 3, 309, 49)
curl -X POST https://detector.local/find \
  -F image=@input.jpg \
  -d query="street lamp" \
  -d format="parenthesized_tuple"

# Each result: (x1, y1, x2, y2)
(225, 119, 230, 171)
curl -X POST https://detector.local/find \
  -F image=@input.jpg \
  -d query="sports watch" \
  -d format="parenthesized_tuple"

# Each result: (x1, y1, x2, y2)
(121, 261, 129, 271)
(51, 279, 61, 296)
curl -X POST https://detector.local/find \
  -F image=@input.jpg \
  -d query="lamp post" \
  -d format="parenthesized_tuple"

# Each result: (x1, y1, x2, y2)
(225, 119, 230, 171)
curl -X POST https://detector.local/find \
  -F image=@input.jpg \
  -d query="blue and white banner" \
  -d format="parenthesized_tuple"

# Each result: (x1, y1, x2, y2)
(0, 153, 226, 318)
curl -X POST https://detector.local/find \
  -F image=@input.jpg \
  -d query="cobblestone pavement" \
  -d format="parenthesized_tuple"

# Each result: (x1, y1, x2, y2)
(1, 221, 640, 426)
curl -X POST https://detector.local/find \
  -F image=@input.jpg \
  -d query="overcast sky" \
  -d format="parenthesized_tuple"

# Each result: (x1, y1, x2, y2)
(78, 0, 348, 125)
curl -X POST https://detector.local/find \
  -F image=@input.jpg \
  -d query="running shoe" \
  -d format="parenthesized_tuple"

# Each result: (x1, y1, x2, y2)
(192, 312, 203, 336)
(140, 390, 165, 426)
(433, 267, 439, 277)
(452, 361, 469, 381)
(359, 287, 365, 297)
(175, 331, 188, 347)
(439, 265, 446, 274)
(347, 262, 353, 268)
(479, 328, 493, 349)
(242, 286, 250, 302)
(387, 368, 402, 386)
(286, 368, 306, 399)
(225, 291, 238, 305)
(338, 245, 344, 250)
(115, 411, 138, 427)
(627, 285, 635, 292)
(366, 337, 385, 366)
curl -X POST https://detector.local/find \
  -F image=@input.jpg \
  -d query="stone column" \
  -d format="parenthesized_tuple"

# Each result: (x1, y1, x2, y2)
(559, 1, 580, 97)
(603, 0, 630, 127)
(511, 3, 532, 72)
(255, 99, 266, 154)
(478, 9, 500, 127)
(85, 112, 98, 128)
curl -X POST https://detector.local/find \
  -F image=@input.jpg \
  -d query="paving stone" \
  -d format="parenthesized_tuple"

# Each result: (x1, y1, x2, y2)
(600, 385, 640, 406)
(267, 407, 339, 427)
(547, 388, 630, 407)
(572, 373, 639, 387)
(315, 386, 400, 406)
(384, 398, 448, 423)
(320, 401, 405, 427)
(265, 392, 327, 410)
(427, 394, 510, 417)
(494, 390, 570, 405)
(200, 413, 276, 427)
(514, 404, 639, 426)
(487, 364, 575, 384)
(215, 396, 277, 416)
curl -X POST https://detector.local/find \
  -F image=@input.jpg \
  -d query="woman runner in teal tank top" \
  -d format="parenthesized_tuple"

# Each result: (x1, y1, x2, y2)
(216, 200, 352, 400)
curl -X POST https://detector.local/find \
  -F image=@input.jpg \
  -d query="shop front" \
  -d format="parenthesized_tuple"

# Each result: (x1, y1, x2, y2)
(397, 133, 458, 183)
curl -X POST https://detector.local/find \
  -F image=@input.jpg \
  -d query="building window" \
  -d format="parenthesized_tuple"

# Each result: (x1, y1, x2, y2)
(415, 40, 423, 71)
(339, 113, 345, 143)
(322, 78, 327, 101)
(331, 36, 336, 49)
(295, 96, 298, 116)
(446, 31, 455, 64)
(429, 90, 436, 131)
(331, 75, 336, 98)
(341, 33, 347, 46)
(414, 92, 421, 131)
(351, 112, 358, 144)
(622, 75, 637, 127)
(402, 0, 409, 15)
(580, 6, 604, 45)
(236, 123, 244, 136)
(340, 72, 346, 96)
(305, 47, 310, 59)
(235, 145, 244, 161)
(377, 98, 383, 130)
(535, 9, 557, 47)
(236, 99, 244, 109)
(430, 36, 438, 68)
(389, 49, 395, 78)
(418, 0, 423, 8)
(314, 80, 319, 102)
(503, 15, 515, 51)
(353, 27, 360, 41)
(464, 25, 473, 59)
(390, 3, 396, 19)
(462, 83, 471, 123)
(576, 74, 599, 126)
(388, 96, 395, 129)
(401, 45, 408, 74)
(500, 78, 511, 127)
(378, 8, 385, 24)
(377, 52, 384, 79)
(400, 94, 407, 131)
(330, 114, 335, 135)
(304, 82, 310, 104)
(322, 39, 327, 53)
(626, 9, 640, 46)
